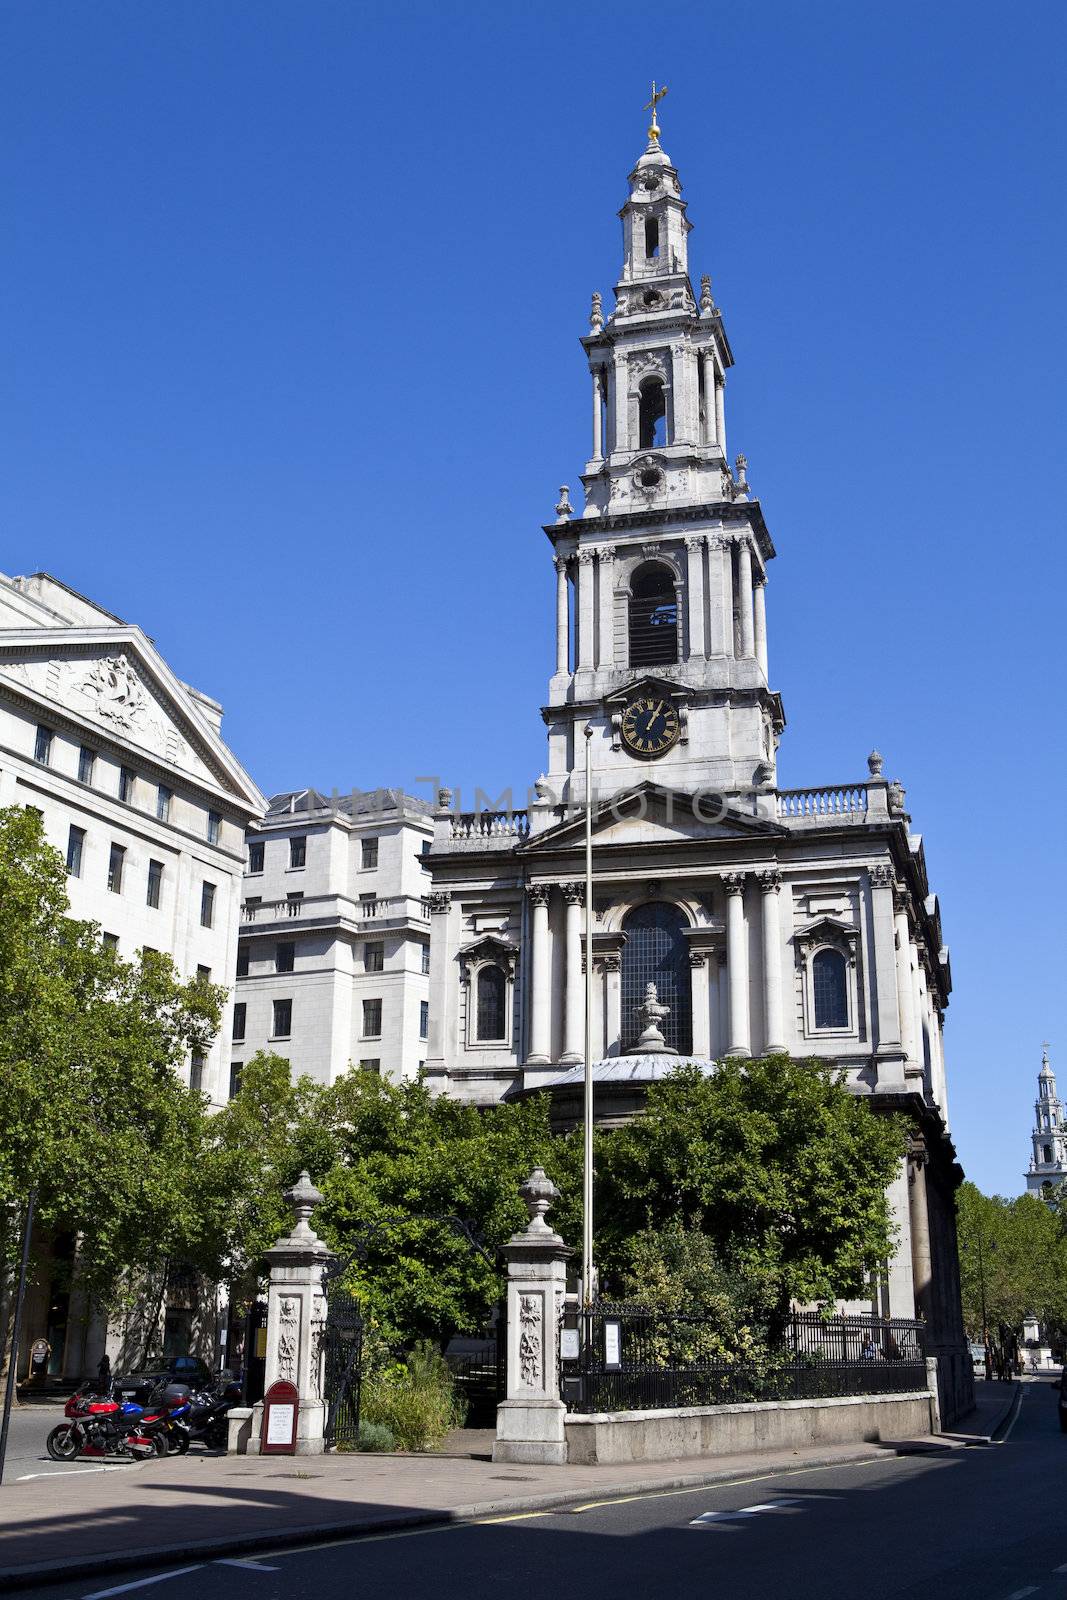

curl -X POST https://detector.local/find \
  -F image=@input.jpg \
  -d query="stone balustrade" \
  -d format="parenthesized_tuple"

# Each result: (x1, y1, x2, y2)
(776, 784, 868, 820)
(240, 893, 430, 925)
(450, 809, 531, 841)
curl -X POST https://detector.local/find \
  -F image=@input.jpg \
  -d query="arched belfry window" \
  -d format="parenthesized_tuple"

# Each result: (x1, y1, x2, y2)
(629, 562, 678, 667)
(638, 378, 666, 449)
(620, 902, 692, 1055)
(645, 216, 660, 259)
(476, 965, 506, 1042)
(812, 948, 849, 1029)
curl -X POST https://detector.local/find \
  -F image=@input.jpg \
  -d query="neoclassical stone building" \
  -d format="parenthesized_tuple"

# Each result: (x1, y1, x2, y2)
(425, 111, 971, 1420)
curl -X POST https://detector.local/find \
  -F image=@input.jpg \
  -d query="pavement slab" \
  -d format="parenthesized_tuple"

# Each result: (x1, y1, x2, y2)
(0, 1382, 1018, 1588)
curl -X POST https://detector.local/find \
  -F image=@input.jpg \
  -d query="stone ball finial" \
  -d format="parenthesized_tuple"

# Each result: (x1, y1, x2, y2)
(518, 1167, 560, 1234)
(867, 749, 884, 778)
(555, 485, 574, 521)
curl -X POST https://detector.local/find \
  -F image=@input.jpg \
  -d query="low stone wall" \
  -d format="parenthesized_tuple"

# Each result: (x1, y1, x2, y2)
(565, 1390, 935, 1466)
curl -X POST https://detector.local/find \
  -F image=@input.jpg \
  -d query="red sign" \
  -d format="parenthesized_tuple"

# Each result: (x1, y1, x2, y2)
(260, 1379, 300, 1455)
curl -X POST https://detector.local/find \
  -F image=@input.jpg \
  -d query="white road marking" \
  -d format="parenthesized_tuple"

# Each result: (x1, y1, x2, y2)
(1005, 1589, 1038, 1598)
(996, 1387, 1025, 1444)
(17, 1463, 135, 1480)
(690, 1498, 800, 1525)
(1056, 1562, 1067, 1572)
(214, 1560, 281, 1571)
(84, 1567, 204, 1598)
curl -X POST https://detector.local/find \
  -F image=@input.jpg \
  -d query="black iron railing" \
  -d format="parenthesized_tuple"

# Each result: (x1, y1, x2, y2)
(561, 1304, 926, 1415)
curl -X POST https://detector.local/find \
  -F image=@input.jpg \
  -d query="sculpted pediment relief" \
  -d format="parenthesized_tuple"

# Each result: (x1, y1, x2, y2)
(0, 645, 223, 790)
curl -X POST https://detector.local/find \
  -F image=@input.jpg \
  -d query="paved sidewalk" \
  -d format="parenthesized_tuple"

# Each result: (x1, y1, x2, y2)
(0, 1384, 1018, 1588)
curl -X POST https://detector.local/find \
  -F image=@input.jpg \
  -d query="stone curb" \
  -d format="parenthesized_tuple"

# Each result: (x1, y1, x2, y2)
(0, 1433, 984, 1590)
(983, 1380, 1023, 1441)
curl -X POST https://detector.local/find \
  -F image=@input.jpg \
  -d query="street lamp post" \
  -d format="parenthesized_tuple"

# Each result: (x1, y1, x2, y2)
(581, 724, 594, 1307)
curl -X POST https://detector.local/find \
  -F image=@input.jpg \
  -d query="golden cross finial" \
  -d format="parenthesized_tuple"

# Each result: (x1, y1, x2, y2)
(644, 80, 668, 142)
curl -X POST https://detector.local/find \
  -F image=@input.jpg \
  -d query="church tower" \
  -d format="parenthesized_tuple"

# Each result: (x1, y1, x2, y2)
(1025, 1047, 1067, 1198)
(540, 98, 783, 809)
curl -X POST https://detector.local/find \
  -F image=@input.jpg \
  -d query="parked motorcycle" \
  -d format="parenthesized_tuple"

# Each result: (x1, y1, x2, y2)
(46, 1382, 168, 1462)
(167, 1377, 240, 1451)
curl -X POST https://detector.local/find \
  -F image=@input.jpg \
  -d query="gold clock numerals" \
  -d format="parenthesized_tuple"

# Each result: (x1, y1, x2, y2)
(620, 693, 680, 759)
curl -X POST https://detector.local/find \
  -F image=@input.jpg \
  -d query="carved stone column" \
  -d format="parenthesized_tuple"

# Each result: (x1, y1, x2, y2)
(493, 1168, 572, 1466)
(554, 556, 569, 677)
(868, 864, 902, 1067)
(707, 535, 732, 657)
(690, 951, 711, 1057)
(702, 349, 718, 445)
(561, 882, 584, 1063)
(243, 1172, 334, 1456)
(715, 373, 727, 460)
(723, 873, 750, 1057)
(893, 884, 921, 1077)
(424, 889, 451, 1071)
(604, 953, 622, 1057)
(596, 545, 615, 669)
(908, 1148, 934, 1326)
(591, 366, 603, 460)
(576, 550, 595, 671)
(527, 884, 552, 1064)
(753, 573, 768, 678)
(737, 539, 755, 658)
(757, 868, 785, 1053)
(685, 536, 706, 659)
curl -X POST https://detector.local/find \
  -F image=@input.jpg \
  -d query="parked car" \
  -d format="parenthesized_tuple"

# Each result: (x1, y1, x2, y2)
(117, 1356, 214, 1404)
(969, 1342, 986, 1377)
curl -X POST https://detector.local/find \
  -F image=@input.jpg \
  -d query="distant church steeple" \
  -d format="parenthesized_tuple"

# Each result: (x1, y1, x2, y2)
(1025, 1045, 1067, 1199)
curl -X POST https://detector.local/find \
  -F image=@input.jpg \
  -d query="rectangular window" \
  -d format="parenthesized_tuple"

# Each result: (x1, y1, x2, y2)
(66, 825, 85, 877)
(419, 1000, 429, 1040)
(200, 880, 216, 928)
(34, 725, 53, 765)
(146, 858, 163, 908)
(361, 837, 379, 870)
(156, 785, 172, 823)
(272, 998, 292, 1038)
(107, 843, 125, 893)
(420, 942, 431, 975)
(276, 940, 295, 973)
(207, 810, 221, 846)
(119, 766, 135, 804)
(78, 746, 96, 785)
(190, 1051, 206, 1093)
(289, 835, 306, 869)
(229, 1062, 243, 1099)
(232, 1002, 246, 1042)
(364, 941, 384, 973)
(420, 839, 432, 865)
(247, 840, 264, 874)
(236, 943, 249, 978)
(362, 998, 382, 1038)
(359, 1059, 381, 1076)
(196, 964, 211, 984)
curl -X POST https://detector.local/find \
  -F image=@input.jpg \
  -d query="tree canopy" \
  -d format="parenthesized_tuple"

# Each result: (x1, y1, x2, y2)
(956, 1181, 1067, 1338)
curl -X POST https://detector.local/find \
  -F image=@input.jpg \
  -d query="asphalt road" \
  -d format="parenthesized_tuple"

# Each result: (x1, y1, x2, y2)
(0, 1402, 81, 1480)
(14, 1382, 1067, 1600)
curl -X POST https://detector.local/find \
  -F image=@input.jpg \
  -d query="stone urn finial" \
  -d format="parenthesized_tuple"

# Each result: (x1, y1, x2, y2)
(628, 981, 676, 1056)
(590, 290, 604, 332)
(555, 485, 574, 522)
(283, 1170, 324, 1242)
(517, 1167, 560, 1235)
(867, 749, 884, 778)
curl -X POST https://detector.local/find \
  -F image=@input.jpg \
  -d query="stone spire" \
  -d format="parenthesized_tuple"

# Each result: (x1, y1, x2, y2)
(1026, 1045, 1067, 1201)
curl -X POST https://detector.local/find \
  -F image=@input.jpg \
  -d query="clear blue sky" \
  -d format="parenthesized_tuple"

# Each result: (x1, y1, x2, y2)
(2, 0, 1064, 1197)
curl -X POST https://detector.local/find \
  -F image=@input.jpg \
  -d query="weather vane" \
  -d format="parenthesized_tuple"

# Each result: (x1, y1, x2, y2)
(644, 81, 668, 143)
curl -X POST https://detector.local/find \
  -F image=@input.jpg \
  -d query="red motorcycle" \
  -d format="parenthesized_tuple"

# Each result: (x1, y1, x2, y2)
(46, 1382, 168, 1462)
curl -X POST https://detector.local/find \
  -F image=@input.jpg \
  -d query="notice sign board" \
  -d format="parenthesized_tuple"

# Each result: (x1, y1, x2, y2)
(604, 1320, 622, 1370)
(260, 1379, 300, 1455)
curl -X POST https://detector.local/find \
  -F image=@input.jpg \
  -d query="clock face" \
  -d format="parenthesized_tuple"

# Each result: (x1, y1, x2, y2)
(620, 693, 680, 759)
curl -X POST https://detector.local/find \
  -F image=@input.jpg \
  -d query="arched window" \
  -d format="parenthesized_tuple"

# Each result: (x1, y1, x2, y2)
(812, 948, 848, 1029)
(1043, 1143, 1053, 1165)
(638, 377, 666, 449)
(620, 902, 692, 1054)
(628, 563, 678, 666)
(644, 216, 660, 259)
(476, 965, 506, 1041)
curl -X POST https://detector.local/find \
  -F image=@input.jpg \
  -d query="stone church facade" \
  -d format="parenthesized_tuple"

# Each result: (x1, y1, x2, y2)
(425, 114, 972, 1421)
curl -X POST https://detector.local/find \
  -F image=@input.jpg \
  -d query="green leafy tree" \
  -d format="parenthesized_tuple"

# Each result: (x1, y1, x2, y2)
(594, 1057, 906, 1309)
(956, 1181, 1067, 1338)
(0, 805, 225, 1333)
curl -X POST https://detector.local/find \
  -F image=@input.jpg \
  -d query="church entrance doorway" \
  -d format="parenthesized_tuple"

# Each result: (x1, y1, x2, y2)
(621, 902, 692, 1055)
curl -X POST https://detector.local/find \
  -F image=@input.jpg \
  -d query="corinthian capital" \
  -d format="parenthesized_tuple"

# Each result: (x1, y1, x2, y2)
(561, 881, 586, 906)
(756, 868, 782, 894)
(722, 872, 746, 897)
(528, 883, 552, 908)
(426, 890, 452, 914)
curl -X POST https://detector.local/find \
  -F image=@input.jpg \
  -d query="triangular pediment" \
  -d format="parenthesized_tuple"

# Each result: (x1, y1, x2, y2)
(0, 625, 265, 814)
(523, 781, 786, 853)
(603, 674, 691, 706)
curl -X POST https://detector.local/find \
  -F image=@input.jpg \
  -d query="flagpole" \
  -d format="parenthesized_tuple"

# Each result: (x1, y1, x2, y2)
(582, 724, 594, 1306)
